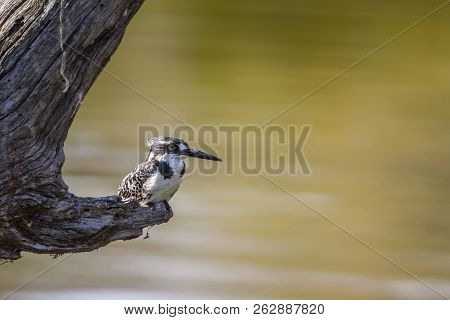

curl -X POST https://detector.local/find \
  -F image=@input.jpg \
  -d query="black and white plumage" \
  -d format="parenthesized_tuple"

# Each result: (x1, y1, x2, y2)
(118, 136, 221, 207)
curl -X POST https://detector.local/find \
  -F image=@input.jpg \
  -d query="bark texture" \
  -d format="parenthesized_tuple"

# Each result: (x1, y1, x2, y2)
(0, 0, 172, 261)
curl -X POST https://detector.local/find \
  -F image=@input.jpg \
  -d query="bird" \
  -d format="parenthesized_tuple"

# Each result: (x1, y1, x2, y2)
(118, 136, 221, 210)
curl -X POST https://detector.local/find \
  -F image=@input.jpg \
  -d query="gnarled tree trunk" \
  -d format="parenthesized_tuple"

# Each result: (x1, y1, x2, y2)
(0, 0, 172, 261)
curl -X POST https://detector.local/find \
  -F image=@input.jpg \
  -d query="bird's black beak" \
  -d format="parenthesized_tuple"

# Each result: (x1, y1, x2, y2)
(181, 148, 222, 161)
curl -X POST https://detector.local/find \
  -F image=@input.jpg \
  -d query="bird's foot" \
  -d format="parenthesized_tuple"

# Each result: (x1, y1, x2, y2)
(144, 201, 170, 212)
(163, 200, 171, 212)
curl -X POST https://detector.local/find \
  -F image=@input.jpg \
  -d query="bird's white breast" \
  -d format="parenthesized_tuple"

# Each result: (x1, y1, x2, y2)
(143, 155, 184, 203)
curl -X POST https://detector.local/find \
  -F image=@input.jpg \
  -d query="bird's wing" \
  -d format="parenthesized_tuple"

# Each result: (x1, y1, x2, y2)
(118, 160, 159, 202)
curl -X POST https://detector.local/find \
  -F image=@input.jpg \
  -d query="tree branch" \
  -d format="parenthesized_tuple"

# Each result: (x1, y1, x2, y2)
(0, 0, 172, 260)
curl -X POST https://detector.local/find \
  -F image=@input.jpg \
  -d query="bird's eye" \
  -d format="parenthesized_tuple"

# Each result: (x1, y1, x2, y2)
(168, 144, 176, 150)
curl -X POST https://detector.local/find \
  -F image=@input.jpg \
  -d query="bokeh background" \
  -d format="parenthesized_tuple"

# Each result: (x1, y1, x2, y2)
(1, 0, 449, 299)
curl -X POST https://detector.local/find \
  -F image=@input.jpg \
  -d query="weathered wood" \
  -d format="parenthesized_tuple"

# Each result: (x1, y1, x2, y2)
(0, 0, 172, 261)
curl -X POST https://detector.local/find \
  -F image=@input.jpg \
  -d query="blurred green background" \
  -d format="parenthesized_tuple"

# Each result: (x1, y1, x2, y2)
(1, 0, 449, 299)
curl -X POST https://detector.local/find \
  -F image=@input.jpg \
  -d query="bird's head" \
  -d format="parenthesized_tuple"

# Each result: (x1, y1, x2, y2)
(146, 136, 222, 162)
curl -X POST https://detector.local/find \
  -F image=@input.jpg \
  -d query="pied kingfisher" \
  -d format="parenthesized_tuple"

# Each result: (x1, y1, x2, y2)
(118, 136, 221, 209)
